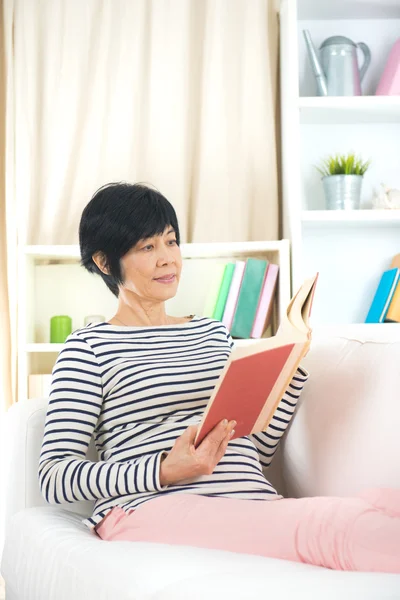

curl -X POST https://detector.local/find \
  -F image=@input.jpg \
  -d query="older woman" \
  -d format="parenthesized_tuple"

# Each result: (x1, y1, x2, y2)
(39, 183, 400, 573)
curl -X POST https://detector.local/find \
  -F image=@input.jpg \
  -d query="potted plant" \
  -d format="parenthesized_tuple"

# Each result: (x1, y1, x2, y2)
(315, 152, 371, 210)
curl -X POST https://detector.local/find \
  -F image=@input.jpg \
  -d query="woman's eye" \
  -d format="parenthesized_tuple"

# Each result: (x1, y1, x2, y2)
(143, 244, 153, 251)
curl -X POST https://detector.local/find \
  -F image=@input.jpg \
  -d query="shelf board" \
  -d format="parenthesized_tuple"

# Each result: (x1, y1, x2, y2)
(298, 0, 400, 20)
(181, 240, 288, 259)
(24, 245, 80, 259)
(302, 210, 400, 226)
(26, 344, 64, 353)
(299, 96, 400, 125)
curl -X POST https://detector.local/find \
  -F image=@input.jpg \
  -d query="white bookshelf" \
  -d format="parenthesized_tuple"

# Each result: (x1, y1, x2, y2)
(18, 240, 291, 401)
(280, 0, 400, 326)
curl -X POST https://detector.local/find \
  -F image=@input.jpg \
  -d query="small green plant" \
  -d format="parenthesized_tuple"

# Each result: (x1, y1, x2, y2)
(315, 152, 371, 177)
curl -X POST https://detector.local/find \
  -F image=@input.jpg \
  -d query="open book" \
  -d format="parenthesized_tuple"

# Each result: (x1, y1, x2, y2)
(194, 274, 318, 447)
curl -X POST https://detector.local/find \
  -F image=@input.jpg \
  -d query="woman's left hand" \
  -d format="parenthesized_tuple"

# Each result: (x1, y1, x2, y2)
(159, 419, 236, 486)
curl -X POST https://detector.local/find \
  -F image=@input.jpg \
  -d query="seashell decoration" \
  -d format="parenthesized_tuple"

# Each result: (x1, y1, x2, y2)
(371, 183, 400, 209)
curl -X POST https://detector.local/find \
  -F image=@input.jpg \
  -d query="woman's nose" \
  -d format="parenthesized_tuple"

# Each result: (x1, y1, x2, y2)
(156, 248, 175, 266)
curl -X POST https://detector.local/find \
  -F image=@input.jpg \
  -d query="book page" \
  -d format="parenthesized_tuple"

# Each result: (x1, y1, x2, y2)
(277, 274, 317, 337)
(252, 341, 307, 433)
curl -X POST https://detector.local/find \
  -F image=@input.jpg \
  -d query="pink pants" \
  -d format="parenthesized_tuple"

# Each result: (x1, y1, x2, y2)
(96, 488, 400, 573)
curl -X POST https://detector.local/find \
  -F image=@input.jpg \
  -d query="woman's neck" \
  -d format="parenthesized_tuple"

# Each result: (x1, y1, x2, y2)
(109, 310, 194, 328)
(111, 304, 171, 327)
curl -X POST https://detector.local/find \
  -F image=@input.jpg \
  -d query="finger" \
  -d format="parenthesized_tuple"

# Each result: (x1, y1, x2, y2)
(215, 422, 235, 455)
(197, 420, 235, 456)
(217, 419, 232, 443)
(204, 419, 229, 446)
(214, 428, 235, 464)
(182, 425, 198, 442)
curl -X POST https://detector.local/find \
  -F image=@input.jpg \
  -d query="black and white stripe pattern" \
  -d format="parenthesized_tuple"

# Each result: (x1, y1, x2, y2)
(38, 316, 309, 529)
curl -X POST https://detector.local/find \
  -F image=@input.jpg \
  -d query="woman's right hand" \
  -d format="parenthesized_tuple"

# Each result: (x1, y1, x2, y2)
(159, 419, 236, 487)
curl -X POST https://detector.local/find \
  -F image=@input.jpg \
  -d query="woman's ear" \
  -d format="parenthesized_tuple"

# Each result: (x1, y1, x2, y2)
(92, 252, 110, 275)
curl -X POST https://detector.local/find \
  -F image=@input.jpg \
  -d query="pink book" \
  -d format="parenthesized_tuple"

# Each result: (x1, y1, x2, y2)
(222, 260, 246, 330)
(250, 263, 279, 338)
(376, 39, 400, 95)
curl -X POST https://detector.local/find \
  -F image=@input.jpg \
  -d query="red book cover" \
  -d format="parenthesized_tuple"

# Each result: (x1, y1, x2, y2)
(195, 343, 295, 446)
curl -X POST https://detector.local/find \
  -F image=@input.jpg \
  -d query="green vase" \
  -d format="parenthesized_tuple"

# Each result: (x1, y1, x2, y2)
(50, 315, 72, 343)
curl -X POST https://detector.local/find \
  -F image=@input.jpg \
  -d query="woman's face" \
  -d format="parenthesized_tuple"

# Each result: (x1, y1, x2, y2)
(119, 226, 182, 302)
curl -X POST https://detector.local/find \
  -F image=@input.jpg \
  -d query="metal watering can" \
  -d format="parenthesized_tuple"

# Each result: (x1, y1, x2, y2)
(303, 30, 371, 96)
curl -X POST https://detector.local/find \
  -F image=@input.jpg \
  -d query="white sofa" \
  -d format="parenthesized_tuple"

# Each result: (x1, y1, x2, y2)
(2, 325, 400, 600)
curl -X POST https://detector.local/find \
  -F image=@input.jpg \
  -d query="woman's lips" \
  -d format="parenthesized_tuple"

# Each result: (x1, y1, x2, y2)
(154, 274, 176, 284)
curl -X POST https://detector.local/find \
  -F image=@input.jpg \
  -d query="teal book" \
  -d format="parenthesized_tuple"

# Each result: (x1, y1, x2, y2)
(212, 263, 235, 321)
(230, 258, 269, 338)
(365, 268, 400, 323)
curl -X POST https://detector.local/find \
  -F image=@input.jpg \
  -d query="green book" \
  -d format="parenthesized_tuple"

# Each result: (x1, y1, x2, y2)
(212, 262, 235, 321)
(202, 262, 228, 318)
(230, 258, 268, 338)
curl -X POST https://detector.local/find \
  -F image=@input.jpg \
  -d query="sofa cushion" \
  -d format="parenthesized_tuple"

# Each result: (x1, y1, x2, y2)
(2, 507, 399, 600)
(283, 324, 400, 498)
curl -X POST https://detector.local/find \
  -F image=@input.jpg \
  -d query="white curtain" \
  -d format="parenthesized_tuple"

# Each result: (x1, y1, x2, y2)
(6, 0, 279, 247)
(1, 0, 16, 411)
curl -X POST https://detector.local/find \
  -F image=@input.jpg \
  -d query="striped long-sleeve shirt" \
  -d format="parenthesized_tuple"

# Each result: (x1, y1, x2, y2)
(38, 316, 309, 529)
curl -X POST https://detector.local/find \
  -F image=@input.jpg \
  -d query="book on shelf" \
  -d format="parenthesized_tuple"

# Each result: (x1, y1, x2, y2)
(212, 263, 235, 321)
(202, 263, 227, 318)
(221, 260, 246, 330)
(365, 268, 400, 323)
(390, 254, 400, 270)
(230, 258, 269, 339)
(385, 282, 400, 323)
(194, 273, 318, 447)
(383, 253, 400, 323)
(250, 263, 279, 339)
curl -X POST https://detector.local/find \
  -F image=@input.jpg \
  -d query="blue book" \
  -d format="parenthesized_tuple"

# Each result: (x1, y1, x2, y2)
(365, 268, 400, 323)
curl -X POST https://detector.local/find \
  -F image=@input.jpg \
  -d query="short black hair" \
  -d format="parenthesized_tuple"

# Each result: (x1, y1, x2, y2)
(79, 182, 180, 297)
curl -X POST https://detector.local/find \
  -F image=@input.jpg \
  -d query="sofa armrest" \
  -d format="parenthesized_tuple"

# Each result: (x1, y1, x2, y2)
(4, 398, 96, 531)
(4, 399, 49, 525)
